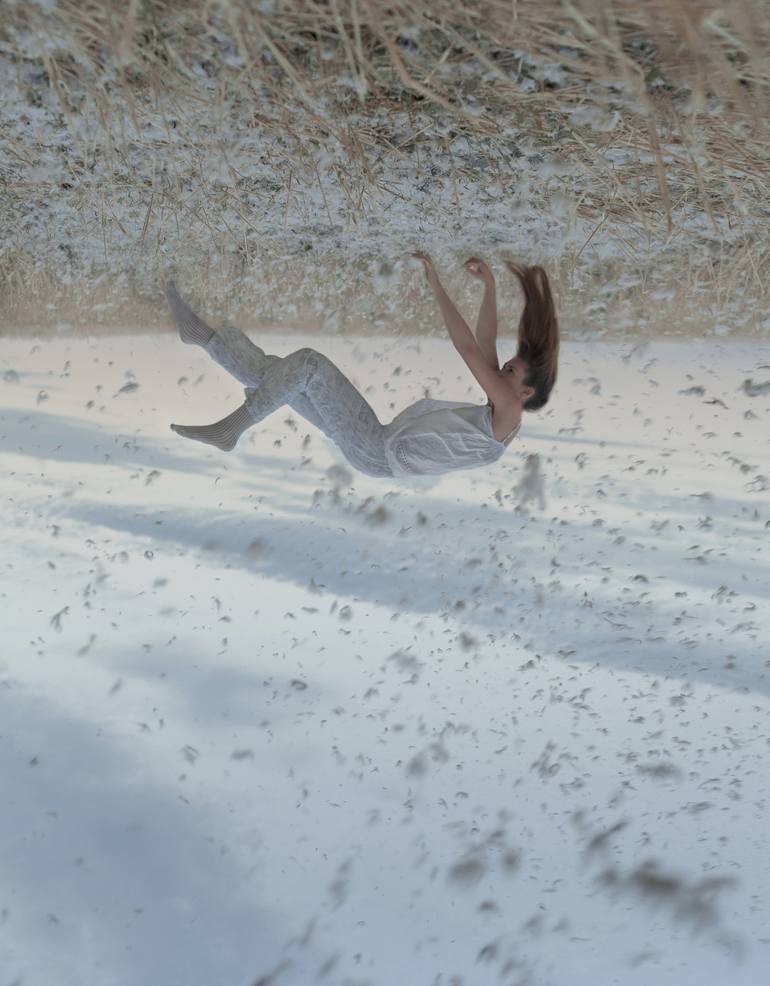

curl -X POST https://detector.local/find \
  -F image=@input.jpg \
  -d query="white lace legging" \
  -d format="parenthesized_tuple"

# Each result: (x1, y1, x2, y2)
(205, 323, 394, 478)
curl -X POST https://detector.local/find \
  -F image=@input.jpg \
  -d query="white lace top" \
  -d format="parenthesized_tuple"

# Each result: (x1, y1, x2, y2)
(384, 398, 521, 477)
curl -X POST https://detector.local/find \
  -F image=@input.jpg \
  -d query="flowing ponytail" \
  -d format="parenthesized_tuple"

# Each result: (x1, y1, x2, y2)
(505, 262, 560, 412)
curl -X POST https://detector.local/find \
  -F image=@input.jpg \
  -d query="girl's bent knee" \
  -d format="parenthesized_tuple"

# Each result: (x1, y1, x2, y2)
(295, 347, 320, 377)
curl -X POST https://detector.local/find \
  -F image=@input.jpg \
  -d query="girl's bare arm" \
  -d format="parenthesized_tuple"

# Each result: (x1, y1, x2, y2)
(412, 252, 477, 353)
(465, 258, 499, 370)
(411, 252, 517, 410)
(431, 281, 478, 353)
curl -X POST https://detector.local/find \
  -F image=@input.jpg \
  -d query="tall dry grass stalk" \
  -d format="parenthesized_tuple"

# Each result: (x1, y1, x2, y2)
(1, 0, 768, 334)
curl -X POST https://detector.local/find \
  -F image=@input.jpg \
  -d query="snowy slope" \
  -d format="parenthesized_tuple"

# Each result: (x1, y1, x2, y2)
(2, 329, 769, 985)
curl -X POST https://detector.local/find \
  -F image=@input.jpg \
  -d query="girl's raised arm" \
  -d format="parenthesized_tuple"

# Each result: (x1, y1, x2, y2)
(411, 252, 477, 354)
(464, 257, 499, 370)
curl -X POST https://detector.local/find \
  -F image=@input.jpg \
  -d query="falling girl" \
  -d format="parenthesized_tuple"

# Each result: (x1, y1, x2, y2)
(166, 254, 559, 478)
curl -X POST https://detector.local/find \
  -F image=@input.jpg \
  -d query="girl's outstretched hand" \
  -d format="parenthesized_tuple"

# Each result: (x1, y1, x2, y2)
(411, 251, 440, 287)
(463, 257, 494, 285)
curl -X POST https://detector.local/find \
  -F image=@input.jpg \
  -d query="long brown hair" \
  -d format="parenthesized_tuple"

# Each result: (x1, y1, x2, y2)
(504, 262, 560, 412)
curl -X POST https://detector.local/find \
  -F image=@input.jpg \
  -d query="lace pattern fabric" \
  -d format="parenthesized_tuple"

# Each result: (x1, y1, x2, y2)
(205, 324, 393, 478)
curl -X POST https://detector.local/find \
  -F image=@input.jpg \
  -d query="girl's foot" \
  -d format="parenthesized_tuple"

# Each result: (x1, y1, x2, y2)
(170, 402, 254, 451)
(165, 282, 215, 345)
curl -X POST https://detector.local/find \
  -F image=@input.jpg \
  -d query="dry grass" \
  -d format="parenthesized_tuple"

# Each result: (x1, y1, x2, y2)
(1, 0, 769, 335)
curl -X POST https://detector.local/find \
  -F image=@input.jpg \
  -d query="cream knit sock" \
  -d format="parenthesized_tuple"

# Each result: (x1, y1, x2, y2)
(170, 402, 254, 451)
(165, 282, 215, 346)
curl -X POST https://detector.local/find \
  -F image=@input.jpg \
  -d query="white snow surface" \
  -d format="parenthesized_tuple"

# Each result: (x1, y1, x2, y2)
(2, 328, 770, 986)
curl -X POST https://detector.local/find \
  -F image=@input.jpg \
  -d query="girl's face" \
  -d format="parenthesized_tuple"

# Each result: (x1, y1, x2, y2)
(501, 356, 533, 404)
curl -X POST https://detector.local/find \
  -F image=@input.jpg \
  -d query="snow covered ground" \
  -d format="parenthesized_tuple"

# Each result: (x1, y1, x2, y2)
(2, 327, 770, 986)
(4, 19, 769, 339)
